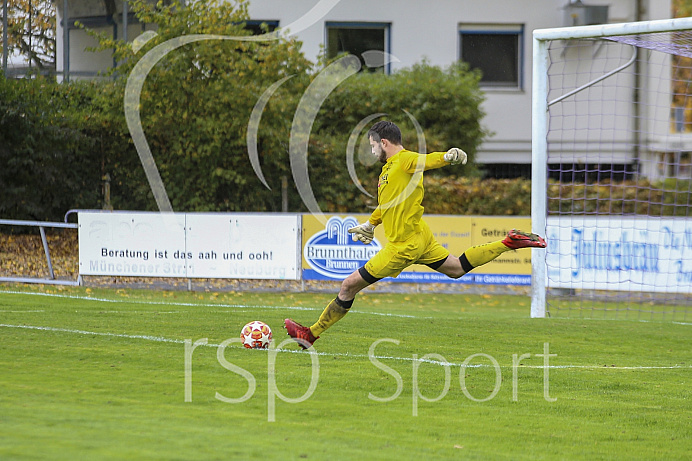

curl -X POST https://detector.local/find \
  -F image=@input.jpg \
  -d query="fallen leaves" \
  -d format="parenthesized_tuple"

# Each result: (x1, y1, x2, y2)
(0, 230, 78, 280)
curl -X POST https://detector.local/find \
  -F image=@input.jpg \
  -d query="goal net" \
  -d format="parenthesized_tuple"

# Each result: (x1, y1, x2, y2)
(532, 18, 692, 320)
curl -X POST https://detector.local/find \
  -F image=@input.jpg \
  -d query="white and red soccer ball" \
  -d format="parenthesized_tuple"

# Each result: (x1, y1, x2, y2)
(240, 321, 273, 349)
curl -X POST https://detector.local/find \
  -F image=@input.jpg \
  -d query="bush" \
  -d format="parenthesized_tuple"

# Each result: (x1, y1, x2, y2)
(547, 179, 692, 216)
(314, 60, 486, 164)
(306, 61, 488, 213)
(423, 176, 531, 215)
(0, 75, 103, 221)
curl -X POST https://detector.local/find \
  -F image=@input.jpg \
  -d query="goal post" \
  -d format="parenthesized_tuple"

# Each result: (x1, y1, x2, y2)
(531, 17, 692, 319)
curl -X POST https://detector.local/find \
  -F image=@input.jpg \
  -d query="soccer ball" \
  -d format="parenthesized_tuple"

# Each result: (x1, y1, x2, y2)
(240, 321, 273, 349)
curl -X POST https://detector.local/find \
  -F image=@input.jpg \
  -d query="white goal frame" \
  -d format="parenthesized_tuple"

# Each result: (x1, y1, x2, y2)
(531, 17, 692, 318)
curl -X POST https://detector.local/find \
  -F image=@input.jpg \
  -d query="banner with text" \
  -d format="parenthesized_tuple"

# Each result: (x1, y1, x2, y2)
(546, 216, 692, 293)
(302, 214, 533, 285)
(79, 212, 301, 280)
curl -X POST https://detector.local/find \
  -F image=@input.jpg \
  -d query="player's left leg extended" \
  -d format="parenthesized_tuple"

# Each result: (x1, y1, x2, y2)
(435, 229, 546, 278)
(310, 297, 352, 336)
(285, 268, 373, 348)
(286, 239, 419, 347)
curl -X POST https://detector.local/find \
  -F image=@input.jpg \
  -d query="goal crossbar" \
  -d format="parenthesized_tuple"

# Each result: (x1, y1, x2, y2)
(534, 17, 692, 42)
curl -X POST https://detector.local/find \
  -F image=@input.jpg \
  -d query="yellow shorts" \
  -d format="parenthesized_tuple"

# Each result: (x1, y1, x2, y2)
(363, 223, 450, 280)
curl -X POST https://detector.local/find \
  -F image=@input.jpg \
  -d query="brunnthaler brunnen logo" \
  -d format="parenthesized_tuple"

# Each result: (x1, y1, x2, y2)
(304, 216, 382, 279)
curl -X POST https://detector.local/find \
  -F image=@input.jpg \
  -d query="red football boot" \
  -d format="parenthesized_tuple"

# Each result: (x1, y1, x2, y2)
(284, 318, 319, 349)
(502, 229, 547, 249)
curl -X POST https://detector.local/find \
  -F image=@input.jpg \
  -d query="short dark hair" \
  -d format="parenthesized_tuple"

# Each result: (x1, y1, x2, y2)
(368, 121, 402, 145)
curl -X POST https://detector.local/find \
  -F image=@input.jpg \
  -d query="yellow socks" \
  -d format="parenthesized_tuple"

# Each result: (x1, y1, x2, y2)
(461, 240, 511, 269)
(310, 298, 351, 337)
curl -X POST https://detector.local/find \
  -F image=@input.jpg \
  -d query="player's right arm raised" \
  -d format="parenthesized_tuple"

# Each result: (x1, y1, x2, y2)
(400, 148, 467, 174)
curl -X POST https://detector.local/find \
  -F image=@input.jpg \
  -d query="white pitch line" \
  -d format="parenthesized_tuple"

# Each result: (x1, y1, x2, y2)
(0, 323, 187, 345)
(0, 290, 425, 319)
(96, 311, 184, 314)
(1, 323, 689, 371)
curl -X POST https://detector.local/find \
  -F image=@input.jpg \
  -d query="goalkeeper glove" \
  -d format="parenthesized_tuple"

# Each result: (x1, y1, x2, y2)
(444, 147, 467, 165)
(348, 221, 376, 245)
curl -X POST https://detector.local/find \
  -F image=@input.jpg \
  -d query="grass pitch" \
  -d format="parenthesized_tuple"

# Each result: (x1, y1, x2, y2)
(0, 285, 690, 460)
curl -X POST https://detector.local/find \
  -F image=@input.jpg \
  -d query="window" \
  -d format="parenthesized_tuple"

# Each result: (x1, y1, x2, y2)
(244, 20, 279, 35)
(326, 22, 391, 73)
(657, 152, 692, 179)
(459, 24, 523, 89)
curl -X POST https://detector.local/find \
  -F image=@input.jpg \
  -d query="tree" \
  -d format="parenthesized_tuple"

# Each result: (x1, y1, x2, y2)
(80, 0, 486, 213)
(672, 0, 692, 131)
(1, 0, 55, 70)
(85, 0, 314, 212)
(0, 77, 102, 220)
(673, 0, 692, 17)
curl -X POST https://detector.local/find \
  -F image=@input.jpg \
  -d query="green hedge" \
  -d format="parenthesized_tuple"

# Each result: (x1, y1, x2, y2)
(423, 177, 532, 215)
(423, 177, 692, 217)
(2, 71, 691, 220)
(547, 180, 692, 217)
(0, 76, 103, 221)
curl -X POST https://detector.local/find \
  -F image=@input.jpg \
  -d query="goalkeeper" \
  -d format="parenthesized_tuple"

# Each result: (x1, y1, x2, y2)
(285, 120, 546, 348)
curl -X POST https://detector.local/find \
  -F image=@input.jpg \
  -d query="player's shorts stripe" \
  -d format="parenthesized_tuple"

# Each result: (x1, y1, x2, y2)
(358, 266, 381, 284)
(425, 256, 447, 270)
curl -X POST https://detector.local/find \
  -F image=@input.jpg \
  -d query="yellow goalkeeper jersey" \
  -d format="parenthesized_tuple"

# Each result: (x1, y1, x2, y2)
(368, 149, 448, 243)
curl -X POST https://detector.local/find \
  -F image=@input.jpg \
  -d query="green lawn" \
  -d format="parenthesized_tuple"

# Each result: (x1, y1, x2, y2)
(0, 285, 690, 460)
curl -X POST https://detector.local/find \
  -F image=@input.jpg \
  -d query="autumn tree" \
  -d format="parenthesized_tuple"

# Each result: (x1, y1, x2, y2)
(1, 0, 55, 70)
(84, 0, 314, 212)
(671, 0, 692, 129)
